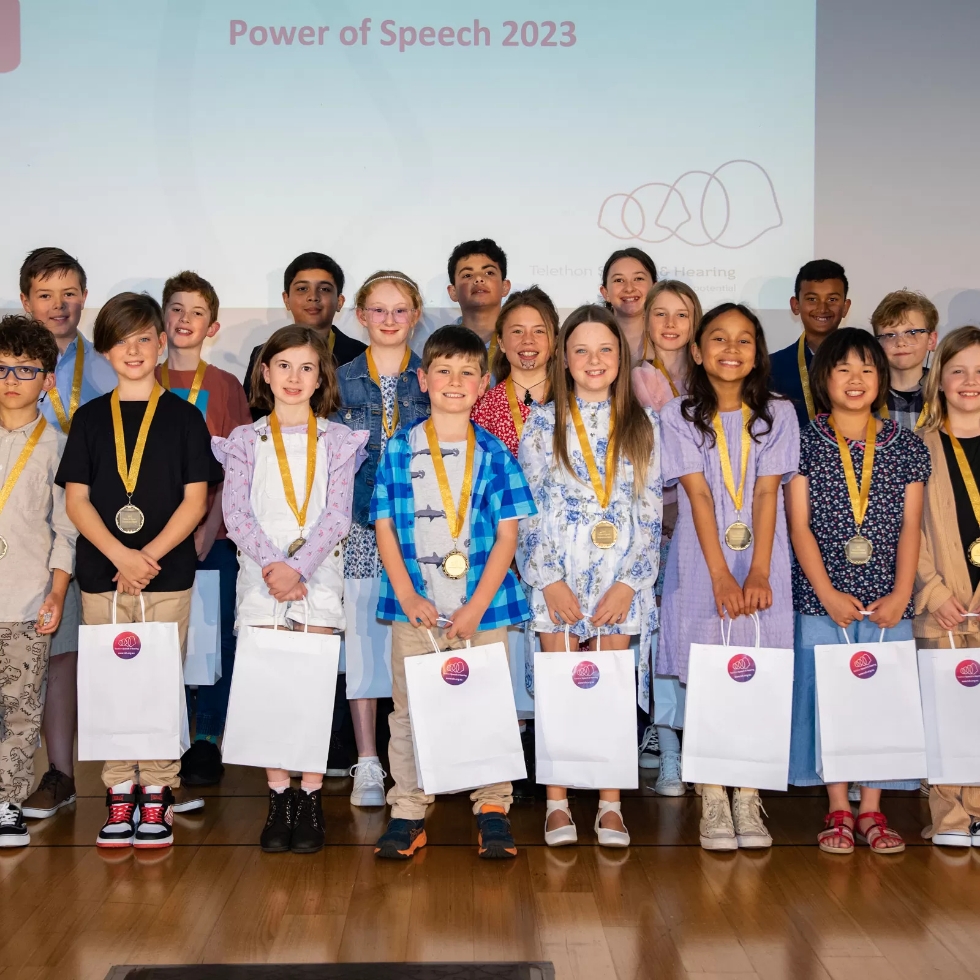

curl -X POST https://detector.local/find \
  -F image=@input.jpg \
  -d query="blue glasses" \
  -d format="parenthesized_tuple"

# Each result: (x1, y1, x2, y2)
(0, 365, 46, 380)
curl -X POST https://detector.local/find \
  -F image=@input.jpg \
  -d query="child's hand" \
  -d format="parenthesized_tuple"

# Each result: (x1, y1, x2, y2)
(401, 591, 439, 628)
(934, 595, 968, 631)
(742, 569, 773, 614)
(113, 572, 144, 596)
(591, 582, 635, 627)
(445, 603, 483, 641)
(272, 582, 308, 603)
(36, 591, 66, 635)
(542, 581, 584, 626)
(866, 591, 908, 631)
(263, 562, 301, 598)
(822, 589, 865, 629)
(115, 548, 159, 589)
(711, 569, 746, 619)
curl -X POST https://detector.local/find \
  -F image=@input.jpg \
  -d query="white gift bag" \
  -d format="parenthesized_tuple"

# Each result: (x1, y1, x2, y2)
(534, 628, 638, 789)
(404, 629, 526, 795)
(683, 615, 794, 791)
(221, 602, 340, 773)
(815, 626, 926, 783)
(77, 593, 189, 761)
(918, 632, 980, 785)
(183, 570, 222, 687)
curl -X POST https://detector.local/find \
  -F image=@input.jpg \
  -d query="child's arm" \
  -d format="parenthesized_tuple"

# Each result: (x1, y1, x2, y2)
(446, 518, 518, 640)
(38, 481, 76, 634)
(742, 474, 781, 613)
(141, 482, 208, 566)
(194, 488, 225, 561)
(866, 481, 924, 629)
(37, 569, 70, 635)
(916, 519, 966, 630)
(375, 518, 438, 627)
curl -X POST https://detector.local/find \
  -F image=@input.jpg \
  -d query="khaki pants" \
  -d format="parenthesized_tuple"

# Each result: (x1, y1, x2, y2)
(81, 590, 191, 789)
(387, 621, 512, 820)
(918, 634, 980, 834)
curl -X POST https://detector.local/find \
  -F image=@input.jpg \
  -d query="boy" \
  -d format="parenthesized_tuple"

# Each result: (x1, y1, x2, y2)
(158, 272, 251, 785)
(18, 248, 116, 825)
(0, 316, 76, 848)
(371, 325, 535, 860)
(769, 259, 851, 427)
(871, 289, 939, 430)
(56, 292, 221, 849)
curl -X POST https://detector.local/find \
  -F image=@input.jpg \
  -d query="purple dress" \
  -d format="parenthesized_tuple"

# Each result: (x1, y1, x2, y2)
(659, 398, 799, 682)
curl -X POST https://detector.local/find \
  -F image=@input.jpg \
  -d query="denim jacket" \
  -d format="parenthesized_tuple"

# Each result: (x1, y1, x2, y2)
(334, 350, 430, 525)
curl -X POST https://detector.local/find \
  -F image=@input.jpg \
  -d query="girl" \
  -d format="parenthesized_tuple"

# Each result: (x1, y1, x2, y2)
(599, 248, 658, 364)
(913, 326, 980, 847)
(786, 327, 930, 855)
(660, 303, 798, 850)
(216, 325, 368, 854)
(517, 305, 661, 848)
(336, 272, 429, 809)
(471, 286, 558, 455)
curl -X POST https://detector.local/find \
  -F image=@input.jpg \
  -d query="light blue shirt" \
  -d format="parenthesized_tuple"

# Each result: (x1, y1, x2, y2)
(40, 334, 118, 429)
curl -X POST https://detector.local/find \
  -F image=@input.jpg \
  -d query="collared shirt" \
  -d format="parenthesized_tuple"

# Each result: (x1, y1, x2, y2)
(769, 337, 813, 428)
(40, 334, 117, 431)
(0, 414, 76, 622)
(370, 421, 536, 628)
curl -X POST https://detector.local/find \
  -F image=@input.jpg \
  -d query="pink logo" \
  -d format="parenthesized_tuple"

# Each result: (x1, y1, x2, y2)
(572, 660, 600, 689)
(955, 659, 980, 688)
(112, 631, 141, 660)
(441, 656, 469, 686)
(727, 654, 756, 682)
(850, 650, 878, 679)
(0, 1, 21, 73)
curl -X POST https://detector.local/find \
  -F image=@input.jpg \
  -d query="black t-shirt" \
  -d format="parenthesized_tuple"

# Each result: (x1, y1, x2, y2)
(56, 390, 223, 594)
(941, 431, 980, 593)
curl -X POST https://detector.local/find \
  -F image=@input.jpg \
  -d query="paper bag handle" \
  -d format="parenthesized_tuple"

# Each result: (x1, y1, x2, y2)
(272, 599, 310, 634)
(719, 612, 760, 649)
(838, 624, 886, 645)
(948, 630, 957, 650)
(112, 591, 146, 624)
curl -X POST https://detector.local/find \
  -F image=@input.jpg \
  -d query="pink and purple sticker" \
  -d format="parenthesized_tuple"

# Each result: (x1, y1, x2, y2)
(112, 631, 141, 660)
(572, 660, 600, 689)
(441, 656, 469, 685)
(727, 654, 756, 683)
(850, 650, 878, 679)
(955, 659, 980, 688)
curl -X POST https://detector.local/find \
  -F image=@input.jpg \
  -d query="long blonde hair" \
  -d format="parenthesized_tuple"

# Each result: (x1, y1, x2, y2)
(641, 280, 703, 366)
(920, 325, 980, 433)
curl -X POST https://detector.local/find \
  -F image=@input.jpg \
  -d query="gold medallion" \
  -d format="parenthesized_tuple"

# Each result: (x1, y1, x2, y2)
(969, 538, 980, 568)
(442, 550, 469, 579)
(115, 503, 145, 534)
(287, 537, 306, 557)
(844, 534, 873, 565)
(0, 534, 7, 560)
(591, 520, 618, 549)
(724, 521, 753, 551)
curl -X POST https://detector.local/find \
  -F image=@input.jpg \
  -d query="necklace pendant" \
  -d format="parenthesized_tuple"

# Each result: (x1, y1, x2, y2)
(523, 389, 533, 406)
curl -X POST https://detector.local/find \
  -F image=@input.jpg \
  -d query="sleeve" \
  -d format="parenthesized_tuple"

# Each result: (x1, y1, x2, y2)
(755, 400, 800, 483)
(617, 410, 662, 591)
(659, 401, 704, 485)
(916, 524, 953, 616)
(182, 404, 224, 486)
(904, 430, 932, 485)
(54, 411, 92, 488)
(370, 440, 396, 523)
(515, 406, 562, 590)
(48, 441, 77, 575)
(490, 445, 537, 522)
(631, 362, 675, 412)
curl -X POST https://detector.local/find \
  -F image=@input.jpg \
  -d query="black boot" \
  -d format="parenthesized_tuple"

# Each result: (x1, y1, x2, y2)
(259, 788, 295, 853)
(291, 788, 325, 854)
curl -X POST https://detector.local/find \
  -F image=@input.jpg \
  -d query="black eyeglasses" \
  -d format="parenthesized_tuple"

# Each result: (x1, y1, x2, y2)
(0, 365, 46, 380)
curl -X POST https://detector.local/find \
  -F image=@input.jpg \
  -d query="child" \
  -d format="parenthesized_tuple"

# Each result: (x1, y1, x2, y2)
(871, 289, 939, 430)
(371, 325, 535, 860)
(786, 327, 930, 855)
(0, 317, 76, 848)
(216, 325, 367, 853)
(56, 292, 221, 849)
(769, 259, 851, 427)
(913, 326, 980, 846)
(471, 286, 558, 455)
(660, 303, 799, 850)
(18, 247, 116, 825)
(157, 271, 252, 788)
(518, 305, 661, 848)
(599, 248, 658, 364)
(335, 272, 430, 808)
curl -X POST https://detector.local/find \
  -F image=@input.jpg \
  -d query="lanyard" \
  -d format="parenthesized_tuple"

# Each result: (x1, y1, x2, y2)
(712, 404, 752, 512)
(797, 334, 815, 421)
(160, 359, 207, 406)
(424, 418, 475, 544)
(365, 347, 411, 438)
(50, 340, 85, 433)
(568, 395, 616, 509)
(830, 414, 876, 530)
(269, 409, 318, 531)
(111, 385, 163, 496)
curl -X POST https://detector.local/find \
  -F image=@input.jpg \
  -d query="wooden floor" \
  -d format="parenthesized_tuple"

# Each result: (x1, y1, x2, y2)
(5, 753, 980, 980)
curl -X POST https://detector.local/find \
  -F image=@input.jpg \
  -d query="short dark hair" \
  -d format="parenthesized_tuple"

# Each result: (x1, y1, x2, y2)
(421, 325, 489, 374)
(601, 248, 657, 287)
(0, 315, 59, 373)
(162, 271, 220, 324)
(447, 239, 507, 283)
(283, 253, 345, 295)
(92, 292, 164, 354)
(250, 325, 340, 418)
(19, 247, 87, 296)
(809, 327, 889, 415)
(794, 259, 848, 298)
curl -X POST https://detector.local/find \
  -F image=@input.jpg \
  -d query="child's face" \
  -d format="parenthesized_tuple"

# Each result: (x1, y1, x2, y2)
(499, 305, 552, 373)
(261, 344, 322, 408)
(600, 258, 653, 320)
(825, 350, 879, 414)
(692, 309, 756, 385)
(940, 345, 980, 415)
(21, 271, 87, 343)
(284, 269, 345, 330)
(566, 321, 620, 397)
(646, 291, 695, 354)
(164, 291, 219, 353)
(356, 282, 417, 349)
(875, 311, 937, 373)
(790, 278, 850, 339)
(447, 254, 510, 312)
(0, 352, 54, 413)
(105, 327, 166, 383)
(418, 354, 488, 417)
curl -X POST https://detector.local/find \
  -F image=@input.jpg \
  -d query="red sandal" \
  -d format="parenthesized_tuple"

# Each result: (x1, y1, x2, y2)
(817, 810, 855, 854)
(856, 811, 905, 854)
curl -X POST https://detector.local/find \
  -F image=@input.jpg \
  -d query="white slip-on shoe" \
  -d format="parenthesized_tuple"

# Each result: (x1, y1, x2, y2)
(544, 799, 578, 847)
(933, 829, 972, 847)
(595, 800, 630, 848)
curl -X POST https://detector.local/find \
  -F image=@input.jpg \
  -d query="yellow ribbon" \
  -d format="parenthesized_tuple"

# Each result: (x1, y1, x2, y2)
(111, 385, 163, 496)
(49, 340, 84, 433)
(568, 395, 616, 509)
(424, 418, 475, 543)
(653, 356, 679, 398)
(829, 414, 876, 530)
(945, 419, 980, 533)
(505, 377, 527, 441)
(712, 404, 752, 513)
(366, 347, 411, 439)
(0, 416, 47, 515)
(160, 359, 207, 406)
(797, 334, 815, 421)
(269, 409, 318, 532)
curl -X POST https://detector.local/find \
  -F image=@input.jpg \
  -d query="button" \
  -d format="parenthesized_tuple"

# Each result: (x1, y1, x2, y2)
(333, 550, 340, 557)
(345, 411, 352, 420)
(260, 434, 268, 442)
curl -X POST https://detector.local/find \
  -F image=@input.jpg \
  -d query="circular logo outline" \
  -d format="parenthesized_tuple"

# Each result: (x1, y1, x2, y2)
(441, 656, 469, 686)
(849, 650, 878, 680)
(113, 631, 141, 660)
(727, 654, 756, 683)
(955, 659, 980, 688)
(572, 660, 600, 689)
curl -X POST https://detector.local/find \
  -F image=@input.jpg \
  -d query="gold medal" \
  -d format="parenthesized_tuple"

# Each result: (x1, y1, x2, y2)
(944, 420, 980, 568)
(115, 503, 145, 534)
(0, 415, 48, 558)
(269, 409, 318, 560)
(425, 418, 476, 579)
(797, 334, 815, 422)
(287, 537, 306, 558)
(111, 385, 162, 538)
(0, 534, 7, 560)
(844, 534, 873, 565)
(830, 414, 876, 566)
(724, 521, 753, 551)
(442, 550, 469, 579)
(969, 539, 980, 568)
(591, 520, 618, 549)
(569, 395, 618, 550)
(712, 404, 754, 551)
(49, 340, 85, 433)
(160, 359, 207, 406)
(366, 347, 411, 438)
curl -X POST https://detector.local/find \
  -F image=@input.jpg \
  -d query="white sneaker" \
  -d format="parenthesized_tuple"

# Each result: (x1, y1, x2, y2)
(638, 724, 660, 769)
(732, 788, 772, 849)
(971, 820, 980, 846)
(349, 760, 386, 807)
(933, 830, 972, 848)
(654, 750, 685, 796)
(700, 791, 737, 851)
(544, 800, 578, 847)
(0, 802, 30, 848)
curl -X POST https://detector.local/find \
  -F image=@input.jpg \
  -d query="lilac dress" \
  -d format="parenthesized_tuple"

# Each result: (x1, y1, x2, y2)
(659, 398, 799, 682)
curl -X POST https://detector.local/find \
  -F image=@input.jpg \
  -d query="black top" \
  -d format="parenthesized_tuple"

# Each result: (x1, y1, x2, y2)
(56, 390, 223, 594)
(768, 338, 813, 429)
(941, 431, 980, 593)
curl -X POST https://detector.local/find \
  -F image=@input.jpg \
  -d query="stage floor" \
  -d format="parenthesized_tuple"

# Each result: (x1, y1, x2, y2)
(4, 756, 980, 980)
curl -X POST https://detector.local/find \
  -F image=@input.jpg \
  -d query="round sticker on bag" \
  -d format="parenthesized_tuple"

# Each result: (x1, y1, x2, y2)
(573, 660, 600, 689)
(113, 631, 141, 660)
(955, 659, 980, 688)
(850, 650, 878, 679)
(441, 656, 469, 685)
(727, 654, 756, 683)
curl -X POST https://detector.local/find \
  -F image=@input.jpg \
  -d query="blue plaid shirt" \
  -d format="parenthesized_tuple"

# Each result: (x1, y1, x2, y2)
(371, 421, 536, 628)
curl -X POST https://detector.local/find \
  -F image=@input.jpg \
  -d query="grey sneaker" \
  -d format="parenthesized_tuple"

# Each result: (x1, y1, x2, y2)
(349, 759, 387, 807)
(638, 724, 660, 769)
(732, 788, 772, 849)
(654, 750, 685, 796)
(699, 791, 737, 851)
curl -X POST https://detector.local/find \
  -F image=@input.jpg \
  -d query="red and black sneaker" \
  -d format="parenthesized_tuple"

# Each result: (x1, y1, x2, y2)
(96, 786, 139, 848)
(134, 786, 175, 849)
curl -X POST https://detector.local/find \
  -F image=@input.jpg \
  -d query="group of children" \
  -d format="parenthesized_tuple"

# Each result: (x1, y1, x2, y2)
(0, 241, 975, 861)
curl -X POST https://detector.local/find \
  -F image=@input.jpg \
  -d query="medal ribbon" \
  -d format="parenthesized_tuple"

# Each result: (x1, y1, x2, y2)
(712, 404, 752, 513)
(111, 385, 163, 496)
(0, 416, 47, 517)
(797, 334, 815, 421)
(49, 340, 85, 433)
(945, 420, 980, 536)
(653, 356, 680, 398)
(366, 347, 411, 439)
(569, 395, 616, 509)
(505, 377, 528, 441)
(269, 409, 318, 532)
(160, 359, 207, 406)
(425, 418, 475, 542)
(829, 414, 876, 530)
